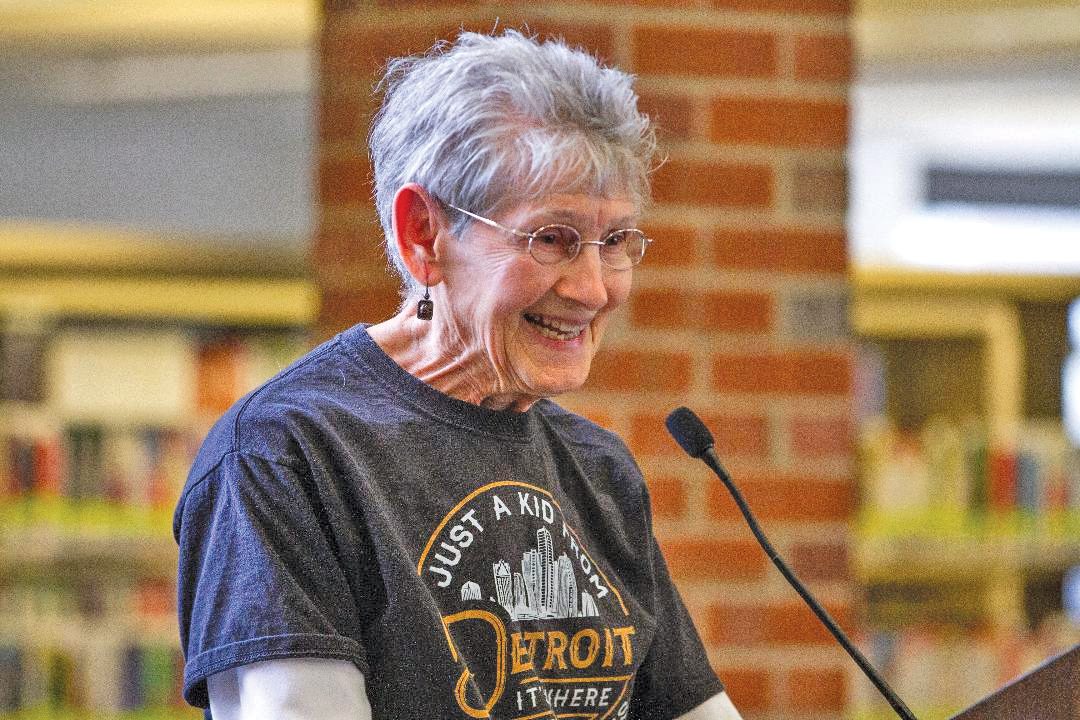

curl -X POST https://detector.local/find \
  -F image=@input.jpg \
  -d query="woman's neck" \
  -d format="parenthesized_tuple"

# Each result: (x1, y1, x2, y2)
(366, 310, 539, 413)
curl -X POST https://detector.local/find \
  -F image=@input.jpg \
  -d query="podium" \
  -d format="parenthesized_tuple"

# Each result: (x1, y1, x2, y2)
(950, 644, 1079, 719)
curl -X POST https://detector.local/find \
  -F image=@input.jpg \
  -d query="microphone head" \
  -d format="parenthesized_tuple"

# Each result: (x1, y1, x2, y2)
(665, 407, 715, 458)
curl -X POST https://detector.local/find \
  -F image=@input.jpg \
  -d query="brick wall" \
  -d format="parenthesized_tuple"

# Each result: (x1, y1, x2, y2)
(316, 2, 854, 717)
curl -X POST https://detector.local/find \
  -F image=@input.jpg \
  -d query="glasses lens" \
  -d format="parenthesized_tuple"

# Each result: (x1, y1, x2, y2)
(529, 225, 580, 265)
(600, 230, 647, 269)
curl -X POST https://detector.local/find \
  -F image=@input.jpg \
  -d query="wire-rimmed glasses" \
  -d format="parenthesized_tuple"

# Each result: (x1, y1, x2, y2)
(445, 203, 651, 271)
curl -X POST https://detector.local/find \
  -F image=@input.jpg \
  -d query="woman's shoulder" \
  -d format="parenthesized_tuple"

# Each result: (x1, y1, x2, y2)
(532, 401, 644, 484)
(188, 333, 359, 478)
(532, 402, 651, 519)
(534, 400, 627, 449)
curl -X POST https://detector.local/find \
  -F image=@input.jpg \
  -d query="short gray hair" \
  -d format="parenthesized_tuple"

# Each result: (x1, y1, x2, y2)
(368, 30, 656, 296)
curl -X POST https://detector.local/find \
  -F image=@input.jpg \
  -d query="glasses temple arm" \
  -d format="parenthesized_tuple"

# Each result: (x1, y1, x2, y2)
(446, 203, 533, 240)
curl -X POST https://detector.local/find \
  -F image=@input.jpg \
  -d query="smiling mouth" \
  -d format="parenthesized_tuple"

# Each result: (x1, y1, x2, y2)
(523, 313, 587, 341)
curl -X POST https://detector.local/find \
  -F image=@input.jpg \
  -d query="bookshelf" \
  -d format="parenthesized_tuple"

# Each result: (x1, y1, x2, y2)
(851, 268, 1080, 719)
(0, 223, 316, 718)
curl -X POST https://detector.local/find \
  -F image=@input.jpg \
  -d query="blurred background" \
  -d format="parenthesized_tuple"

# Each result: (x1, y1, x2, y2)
(0, 1, 1078, 719)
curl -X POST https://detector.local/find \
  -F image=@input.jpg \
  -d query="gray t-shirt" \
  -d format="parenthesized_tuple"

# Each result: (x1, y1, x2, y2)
(174, 323, 724, 719)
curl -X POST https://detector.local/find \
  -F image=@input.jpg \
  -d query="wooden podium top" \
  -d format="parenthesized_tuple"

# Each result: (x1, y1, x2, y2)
(952, 644, 1079, 720)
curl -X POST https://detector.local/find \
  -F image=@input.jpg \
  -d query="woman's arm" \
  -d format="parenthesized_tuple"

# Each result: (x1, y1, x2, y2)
(208, 658, 740, 720)
(677, 691, 744, 719)
(207, 658, 372, 720)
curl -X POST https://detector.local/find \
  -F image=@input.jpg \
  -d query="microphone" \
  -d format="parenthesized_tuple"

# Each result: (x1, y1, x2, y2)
(665, 407, 918, 720)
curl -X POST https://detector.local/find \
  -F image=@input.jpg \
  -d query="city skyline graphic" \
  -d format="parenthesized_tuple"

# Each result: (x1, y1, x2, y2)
(459, 527, 600, 620)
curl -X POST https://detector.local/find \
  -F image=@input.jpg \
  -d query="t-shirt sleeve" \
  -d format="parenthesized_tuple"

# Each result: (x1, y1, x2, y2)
(629, 510, 725, 718)
(175, 450, 369, 709)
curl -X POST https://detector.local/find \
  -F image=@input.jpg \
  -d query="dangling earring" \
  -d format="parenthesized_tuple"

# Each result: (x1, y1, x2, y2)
(416, 280, 433, 320)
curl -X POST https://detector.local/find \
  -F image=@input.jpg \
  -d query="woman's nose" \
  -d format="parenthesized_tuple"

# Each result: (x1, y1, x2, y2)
(555, 244, 610, 310)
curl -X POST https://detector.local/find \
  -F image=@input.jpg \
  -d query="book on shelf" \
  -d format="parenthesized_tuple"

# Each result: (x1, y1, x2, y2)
(0, 306, 308, 719)
(0, 328, 47, 405)
(1, 415, 63, 502)
(0, 641, 185, 714)
(0, 579, 186, 714)
(1, 329, 308, 518)
(23, 327, 307, 428)
(860, 415, 1080, 527)
(2, 425, 193, 514)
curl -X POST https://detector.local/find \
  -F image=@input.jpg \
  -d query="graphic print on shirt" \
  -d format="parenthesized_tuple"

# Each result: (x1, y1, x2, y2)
(417, 480, 637, 720)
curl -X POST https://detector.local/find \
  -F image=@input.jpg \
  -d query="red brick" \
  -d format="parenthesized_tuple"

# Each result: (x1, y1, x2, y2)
(788, 667, 848, 711)
(713, 227, 847, 274)
(638, 222, 696, 267)
(412, 17, 618, 63)
(708, 475, 855, 522)
(631, 290, 773, 333)
(703, 291, 774, 332)
(630, 411, 769, 458)
(518, 20, 617, 63)
(588, 0, 696, 6)
(652, 160, 773, 208)
(714, 666, 772, 712)
(711, 351, 853, 395)
(632, 27, 778, 79)
(319, 155, 372, 206)
(788, 415, 854, 459)
(589, 350, 692, 392)
(707, 604, 767, 645)
(318, 94, 370, 144)
(659, 538, 766, 580)
(321, 18, 615, 79)
(791, 540, 850, 581)
(711, 97, 848, 149)
(314, 226, 384, 267)
(320, 19, 447, 79)
(794, 33, 852, 82)
(628, 412, 681, 456)
(313, 256, 376, 289)
(317, 283, 400, 335)
(579, 407, 615, 429)
(709, 0, 849, 13)
(700, 411, 771, 458)
(373, 0, 482, 6)
(646, 475, 688, 518)
(631, 289, 686, 329)
(762, 602, 853, 645)
(637, 91, 697, 140)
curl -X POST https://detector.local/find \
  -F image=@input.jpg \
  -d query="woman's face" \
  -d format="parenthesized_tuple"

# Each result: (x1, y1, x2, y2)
(436, 192, 637, 405)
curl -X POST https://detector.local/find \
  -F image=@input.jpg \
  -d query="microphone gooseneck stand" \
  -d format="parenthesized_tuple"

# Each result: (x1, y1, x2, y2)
(665, 407, 918, 720)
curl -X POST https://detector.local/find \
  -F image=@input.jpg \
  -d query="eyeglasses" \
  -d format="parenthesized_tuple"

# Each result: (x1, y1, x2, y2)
(445, 203, 651, 271)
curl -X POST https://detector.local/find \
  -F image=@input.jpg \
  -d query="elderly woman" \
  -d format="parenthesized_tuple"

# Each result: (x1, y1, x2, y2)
(175, 31, 743, 720)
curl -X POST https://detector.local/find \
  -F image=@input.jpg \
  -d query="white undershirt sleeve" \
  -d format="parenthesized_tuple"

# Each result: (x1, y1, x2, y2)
(207, 657, 372, 720)
(676, 691, 745, 720)
(207, 658, 738, 720)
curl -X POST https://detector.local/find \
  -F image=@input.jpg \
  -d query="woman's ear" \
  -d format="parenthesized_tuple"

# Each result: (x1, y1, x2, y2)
(391, 183, 446, 289)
